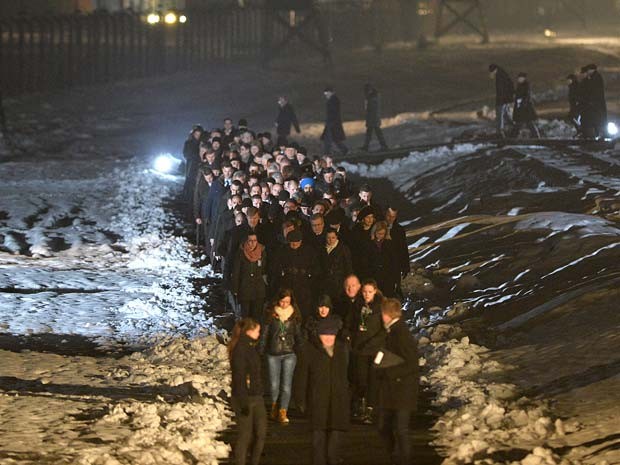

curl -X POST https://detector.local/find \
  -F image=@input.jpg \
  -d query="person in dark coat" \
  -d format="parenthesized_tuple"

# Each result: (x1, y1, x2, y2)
(228, 318, 267, 465)
(260, 288, 305, 424)
(231, 233, 268, 320)
(275, 96, 301, 146)
(366, 221, 400, 298)
(321, 229, 353, 301)
(349, 205, 376, 280)
(374, 298, 420, 465)
(583, 64, 608, 139)
(566, 74, 582, 137)
(345, 279, 385, 424)
(299, 317, 351, 465)
(334, 274, 362, 329)
(270, 229, 321, 319)
(303, 294, 344, 346)
(489, 64, 514, 137)
(321, 87, 349, 156)
(182, 125, 204, 202)
(361, 83, 388, 151)
(511, 73, 540, 139)
(384, 206, 410, 283)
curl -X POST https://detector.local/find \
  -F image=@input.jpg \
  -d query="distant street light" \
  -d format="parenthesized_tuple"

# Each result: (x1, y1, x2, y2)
(543, 28, 557, 38)
(179, 15, 187, 24)
(147, 13, 160, 24)
(164, 12, 177, 24)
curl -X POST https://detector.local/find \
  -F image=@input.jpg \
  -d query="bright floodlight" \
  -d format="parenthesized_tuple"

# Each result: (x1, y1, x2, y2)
(147, 13, 160, 24)
(154, 154, 175, 173)
(607, 122, 618, 136)
(164, 12, 177, 24)
(179, 14, 187, 23)
(543, 29, 556, 38)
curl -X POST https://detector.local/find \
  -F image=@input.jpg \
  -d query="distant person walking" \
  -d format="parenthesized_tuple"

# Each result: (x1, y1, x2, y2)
(512, 73, 540, 139)
(182, 125, 204, 202)
(581, 64, 607, 139)
(566, 74, 582, 137)
(489, 64, 515, 138)
(228, 318, 267, 465)
(321, 87, 349, 156)
(275, 96, 301, 146)
(361, 83, 388, 151)
(374, 298, 420, 465)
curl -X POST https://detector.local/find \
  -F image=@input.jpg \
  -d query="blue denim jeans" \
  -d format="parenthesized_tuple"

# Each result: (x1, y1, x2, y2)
(266, 353, 297, 410)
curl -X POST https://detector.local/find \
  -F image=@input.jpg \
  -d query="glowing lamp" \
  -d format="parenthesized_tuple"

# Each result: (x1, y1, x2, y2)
(607, 122, 618, 136)
(154, 155, 175, 173)
(147, 13, 160, 24)
(179, 15, 187, 24)
(164, 12, 177, 24)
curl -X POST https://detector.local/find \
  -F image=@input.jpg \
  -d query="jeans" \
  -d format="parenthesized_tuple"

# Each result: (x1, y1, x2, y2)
(495, 104, 513, 135)
(378, 408, 411, 465)
(312, 430, 341, 465)
(267, 353, 297, 410)
(232, 396, 267, 465)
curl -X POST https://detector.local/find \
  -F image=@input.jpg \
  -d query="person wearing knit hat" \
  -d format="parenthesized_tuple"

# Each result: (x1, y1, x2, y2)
(298, 294, 350, 465)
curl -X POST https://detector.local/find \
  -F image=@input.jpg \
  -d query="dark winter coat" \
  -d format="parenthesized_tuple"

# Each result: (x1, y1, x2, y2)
(365, 88, 381, 127)
(583, 71, 607, 128)
(320, 241, 353, 301)
(231, 334, 264, 400)
(276, 103, 301, 136)
(349, 224, 373, 279)
(260, 311, 304, 355)
(513, 81, 537, 123)
(346, 296, 385, 356)
(321, 94, 346, 142)
(231, 247, 267, 303)
(202, 178, 227, 227)
(300, 340, 351, 431)
(270, 244, 321, 318)
(366, 239, 400, 298)
(568, 81, 580, 118)
(376, 319, 419, 412)
(193, 175, 211, 220)
(495, 67, 515, 106)
(389, 222, 410, 276)
(303, 313, 343, 348)
(183, 137, 200, 165)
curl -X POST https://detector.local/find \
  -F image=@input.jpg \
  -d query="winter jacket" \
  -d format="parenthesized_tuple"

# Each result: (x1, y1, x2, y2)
(495, 67, 515, 106)
(276, 103, 301, 136)
(299, 340, 351, 431)
(346, 296, 385, 356)
(366, 239, 400, 298)
(349, 224, 373, 279)
(321, 94, 346, 142)
(231, 334, 264, 401)
(303, 313, 343, 348)
(320, 241, 353, 301)
(260, 311, 304, 356)
(582, 71, 607, 128)
(231, 246, 267, 303)
(513, 81, 537, 124)
(376, 319, 419, 412)
(365, 88, 382, 127)
(389, 221, 410, 276)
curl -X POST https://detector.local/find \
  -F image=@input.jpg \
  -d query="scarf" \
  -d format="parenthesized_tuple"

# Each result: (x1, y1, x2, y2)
(274, 305, 294, 322)
(242, 241, 263, 263)
(325, 239, 339, 255)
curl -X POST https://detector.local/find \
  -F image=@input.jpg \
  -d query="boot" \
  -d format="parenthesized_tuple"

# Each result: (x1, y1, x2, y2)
(278, 408, 289, 424)
(270, 402, 278, 421)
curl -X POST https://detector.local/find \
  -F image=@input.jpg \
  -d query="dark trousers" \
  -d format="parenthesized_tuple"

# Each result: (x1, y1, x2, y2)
(351, 354, 377, 406)
(312, 430, 341, 465)
(322, 127, 348, 155)
(512, 121, 540, 138)
(363, 125, 388, 149)
(239, 299, 264, 320)
(232, 396, 267, 465)
(378, 408, 411, 465)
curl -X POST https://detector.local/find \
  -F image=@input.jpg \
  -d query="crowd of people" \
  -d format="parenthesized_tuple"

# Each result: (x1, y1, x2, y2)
(489, 62, 607, 139)
(180, 104, 416, 465)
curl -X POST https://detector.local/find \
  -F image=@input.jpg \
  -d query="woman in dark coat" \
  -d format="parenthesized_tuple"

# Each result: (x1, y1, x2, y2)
(231, 233, 267, 320)
(366, 221, 400, 298)
(512, 72, 540, 138)
(321, 229, 353, 301)
(303, 294, 344, 346)
(299, 317, 351, 465)
(349, 205, 376, 280)
(228, 318, 267, 465)
(344, 279, 385, 424)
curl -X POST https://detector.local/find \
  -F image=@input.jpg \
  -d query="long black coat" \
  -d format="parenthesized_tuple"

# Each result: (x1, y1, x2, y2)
(365, 88, 381, 127)
(300, 340, 351, 431)
(276, 103, 301, 136)
(583, 71, 607, 128)
(349, 224, 373, 280)
(321, 94, 346, 142)
(366, 239, 400, 298)
(376, 319, 419, 412)
(495, 67, 515, 106)
(346, 296, 385, 356)
(513, 81, 537, 123)
(231, 247, 267, 303)
(321, 241, 353, 301)
(231, 334, 264, 400)
(389, 222, 410, 276)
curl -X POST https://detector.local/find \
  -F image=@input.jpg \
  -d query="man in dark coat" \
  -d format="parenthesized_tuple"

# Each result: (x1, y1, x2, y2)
(299, 317, 350, 465)
(321, 229, 353, 301)
(275, 96, 301, 146)
(566, 74, 582, 136)
(321, 87, 349, 156)
(374, 298, 419, 465)
(182, 125, 204, 202)
(384, 207, 410, 285)
(270, 229, 321, 319)
(489, 64, 514, 138)
(361, 83, 388, 151)
(584, 64, 608, 139)
(512, 73, 540, 139)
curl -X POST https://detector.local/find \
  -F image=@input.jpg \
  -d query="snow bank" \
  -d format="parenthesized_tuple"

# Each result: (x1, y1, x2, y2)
(76, 335, 233, 465)
(423, 337, 578, 465)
